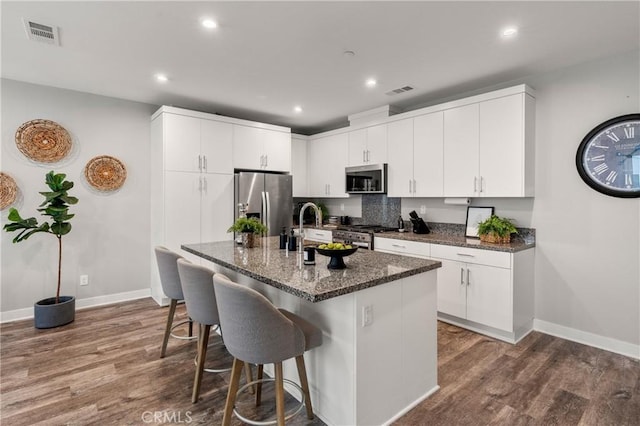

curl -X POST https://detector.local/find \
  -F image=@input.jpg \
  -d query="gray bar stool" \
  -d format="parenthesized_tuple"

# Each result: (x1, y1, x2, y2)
(154, 246, 197, 358)
(177, 258, 237, 403)
(213, 274, 323, 426)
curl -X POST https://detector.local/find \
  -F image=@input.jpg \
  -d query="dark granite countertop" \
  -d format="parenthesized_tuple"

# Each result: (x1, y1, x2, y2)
(375, 231, 535, 253)
(182, 237, 441, 303)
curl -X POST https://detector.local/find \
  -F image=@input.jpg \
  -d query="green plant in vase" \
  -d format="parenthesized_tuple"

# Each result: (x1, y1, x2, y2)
(3, 171, 79, 328)
(477, 215, 517, 244)
(227, 217, 267, 248)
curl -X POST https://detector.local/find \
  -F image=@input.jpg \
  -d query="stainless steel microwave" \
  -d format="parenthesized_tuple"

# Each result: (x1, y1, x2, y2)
(345, 163, 387, 194)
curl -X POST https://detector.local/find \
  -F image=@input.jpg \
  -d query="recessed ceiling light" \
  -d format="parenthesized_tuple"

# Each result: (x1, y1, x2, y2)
(155, 73, 169, 83)
(294, 105, 303, 113)
(201, 18, 218, 29)
(343, 50, 356, 58)
(501, 26, 518, 38)
(365, 78, 377, 88)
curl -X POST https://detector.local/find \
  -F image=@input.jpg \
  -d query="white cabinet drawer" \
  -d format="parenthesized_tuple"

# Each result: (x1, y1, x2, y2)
(375, 238, 430, 258)
(430, 244, 510, 268)
(305, 228, 332, 243)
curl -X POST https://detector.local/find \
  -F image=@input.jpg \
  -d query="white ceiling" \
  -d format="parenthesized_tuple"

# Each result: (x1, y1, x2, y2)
(2, 1, 639, 134)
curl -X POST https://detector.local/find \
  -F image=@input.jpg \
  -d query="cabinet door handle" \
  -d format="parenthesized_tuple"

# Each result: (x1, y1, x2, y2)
(366, 150, 370, 162)
(392, 244, 406, 248)
(362, 150, 366, 163)
(413, 179, 417, 194)
(198, 176, 203, 192)
(198, 155, 202, 171)
(264, 154, 268, 167)
(409, 180, 412, 193)
(460, 267, 465, 285)
(203, 155, 207, 172)
(473, 176, 478, 193)
(457, 253, 475, 257)
(480, 176, 484, 193)
(467, 268, 471, 286)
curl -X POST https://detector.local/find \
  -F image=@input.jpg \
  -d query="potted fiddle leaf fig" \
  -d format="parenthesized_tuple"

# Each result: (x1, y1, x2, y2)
(3, 170, 79, 328)
(227, 217, 267, 248)
(477, 215, 518, 244)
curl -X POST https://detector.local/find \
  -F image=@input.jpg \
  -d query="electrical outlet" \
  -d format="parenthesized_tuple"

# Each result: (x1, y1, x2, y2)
(420, 205, 427, 214)
(80, 275, 89, 286)
(362, 305, 373, 327)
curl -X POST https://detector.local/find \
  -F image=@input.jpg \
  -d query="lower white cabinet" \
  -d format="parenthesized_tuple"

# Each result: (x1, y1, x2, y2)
(303, 228, 332, 243)
(374, 237, 431, 258)
(431, 244, 534, 343)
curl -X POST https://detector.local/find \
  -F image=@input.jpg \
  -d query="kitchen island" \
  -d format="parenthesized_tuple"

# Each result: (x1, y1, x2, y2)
(182, 237, 441, 426)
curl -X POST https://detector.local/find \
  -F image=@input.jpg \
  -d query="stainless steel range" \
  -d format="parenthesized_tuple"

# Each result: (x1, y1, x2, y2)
(332, 224, 397, 250)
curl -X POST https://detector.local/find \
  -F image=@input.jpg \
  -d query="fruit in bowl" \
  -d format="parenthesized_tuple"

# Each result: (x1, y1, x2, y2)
(314, 243, 358, 269)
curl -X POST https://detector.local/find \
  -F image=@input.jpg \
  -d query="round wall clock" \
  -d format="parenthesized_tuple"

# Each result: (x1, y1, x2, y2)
(576, 113, 640, 198)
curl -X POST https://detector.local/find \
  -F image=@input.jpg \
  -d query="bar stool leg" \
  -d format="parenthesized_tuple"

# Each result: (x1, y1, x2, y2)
(245, 363, 255, 395)
(192, 324, 210, 403)
(274, 362, 285, 426)
(295, 355, 314, 420)
(255, 364, 264, 406)
(222, 358, 245, 426)
(160, 299, 178, 358)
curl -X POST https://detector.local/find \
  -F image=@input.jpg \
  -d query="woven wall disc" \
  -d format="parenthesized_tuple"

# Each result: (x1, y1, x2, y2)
(84, 155, 127, 191)
(15, 119, 72, 163)
(0, 172, 18, 210)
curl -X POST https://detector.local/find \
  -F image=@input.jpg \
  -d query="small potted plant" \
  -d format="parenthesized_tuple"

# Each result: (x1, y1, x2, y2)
(477, 215, 518, 244)
(3, 171, 79, 328)
(227, 217, 267, 248)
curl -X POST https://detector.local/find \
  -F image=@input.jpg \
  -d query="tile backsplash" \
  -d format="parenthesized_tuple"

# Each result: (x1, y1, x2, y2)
(360, 194, 401, 227)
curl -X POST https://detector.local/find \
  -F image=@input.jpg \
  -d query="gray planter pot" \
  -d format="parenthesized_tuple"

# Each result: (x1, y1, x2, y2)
(34, 296, 75, 329)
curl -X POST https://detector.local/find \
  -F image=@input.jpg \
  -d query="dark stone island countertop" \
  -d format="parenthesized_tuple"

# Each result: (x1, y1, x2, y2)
(182, 237, 441, 303)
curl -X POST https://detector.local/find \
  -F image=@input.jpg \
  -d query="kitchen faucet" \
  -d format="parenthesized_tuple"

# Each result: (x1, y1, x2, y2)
(298, 202, 323, 255)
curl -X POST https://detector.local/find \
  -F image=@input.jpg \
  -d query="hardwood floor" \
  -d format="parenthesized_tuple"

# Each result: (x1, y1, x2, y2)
(1, 298, 638, 425)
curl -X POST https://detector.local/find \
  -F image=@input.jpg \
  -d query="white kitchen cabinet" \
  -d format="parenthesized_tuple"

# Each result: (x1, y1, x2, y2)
(347, 124, 387, 166)
(443, 103, 480, 196)
(291, 134, 308, 197)
(479, 93, 535, 197)
(374, 237, 431, 258)
(430, 244, 534, 343)
(233, 124, 291, 172)
(387, 112, 443, 197)
(307, 132, 349, 198)
(303, 228, 332, 243)
(164, 113, 233, 174)
(443, 92, 535, 197)
(151, 107, 235, 305)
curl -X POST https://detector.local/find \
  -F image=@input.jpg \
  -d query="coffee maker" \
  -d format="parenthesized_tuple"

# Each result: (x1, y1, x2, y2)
(409, 210, 430, 234)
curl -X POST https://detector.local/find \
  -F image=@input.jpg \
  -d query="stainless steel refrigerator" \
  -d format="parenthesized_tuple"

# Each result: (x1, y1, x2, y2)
(234, 171, 293, 237)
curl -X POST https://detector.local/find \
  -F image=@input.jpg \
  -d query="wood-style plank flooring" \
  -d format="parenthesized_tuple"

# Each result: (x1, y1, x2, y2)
(1, 298, 638, 425)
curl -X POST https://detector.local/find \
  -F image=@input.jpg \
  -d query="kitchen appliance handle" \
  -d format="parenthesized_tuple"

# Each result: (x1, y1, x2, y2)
(261, 191, 267, 228)
(265, 191, 271, 230)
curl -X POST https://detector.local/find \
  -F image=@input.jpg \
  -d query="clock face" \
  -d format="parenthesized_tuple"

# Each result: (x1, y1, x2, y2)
(576, 114, 640, 198)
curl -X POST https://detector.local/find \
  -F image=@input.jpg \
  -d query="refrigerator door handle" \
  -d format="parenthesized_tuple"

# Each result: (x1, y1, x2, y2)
(261, 191, 267, 227)
(265, 191, 271, 230)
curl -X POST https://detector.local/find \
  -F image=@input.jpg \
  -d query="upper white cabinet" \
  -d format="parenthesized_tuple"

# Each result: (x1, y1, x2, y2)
(291, 134, 308, 197)
(443, 91, 535, 197)
(479, 93, 535, 197)
(164, 113, 233, 174)
(307, 132, 349, 198)
(233, 124, 291, 172)
(347, 124, 387, 166)
(443, 104, 480, 196)
(387, 112, 443, 197)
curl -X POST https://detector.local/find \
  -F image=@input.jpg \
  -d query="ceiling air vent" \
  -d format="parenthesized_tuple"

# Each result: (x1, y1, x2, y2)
(385, 86, 414, 96)
(23, 19, 60, 45)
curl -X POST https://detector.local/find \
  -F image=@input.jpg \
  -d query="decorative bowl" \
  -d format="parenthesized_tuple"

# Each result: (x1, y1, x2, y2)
(315, 246, 358, 269)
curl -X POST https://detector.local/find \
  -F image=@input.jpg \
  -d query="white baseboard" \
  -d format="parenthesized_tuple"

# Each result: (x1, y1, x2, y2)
(534, 319, 639, 360)
(0, 288, 151, 324)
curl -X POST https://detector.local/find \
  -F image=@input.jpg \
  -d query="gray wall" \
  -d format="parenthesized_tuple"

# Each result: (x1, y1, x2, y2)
(1, 79, 156, 313)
